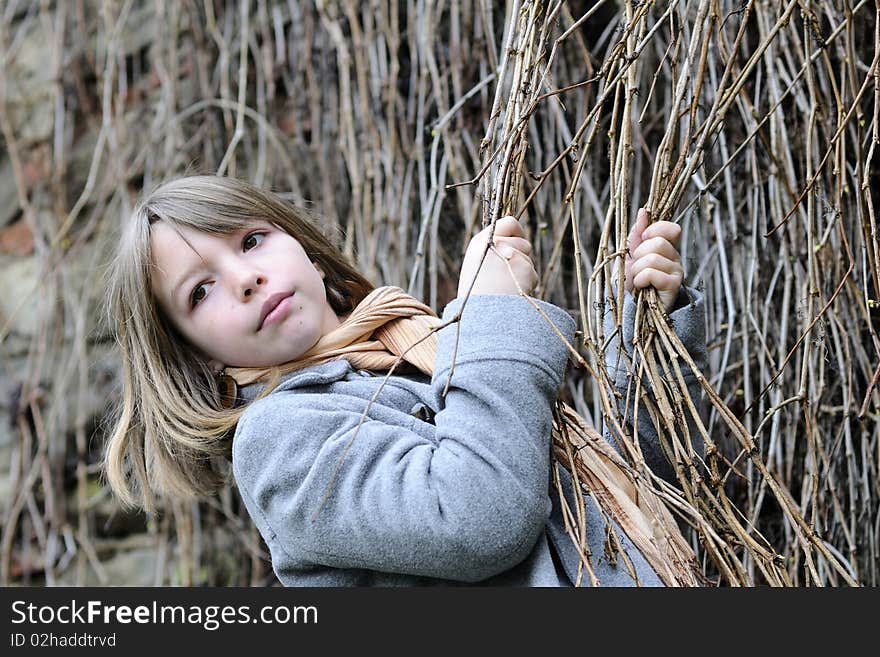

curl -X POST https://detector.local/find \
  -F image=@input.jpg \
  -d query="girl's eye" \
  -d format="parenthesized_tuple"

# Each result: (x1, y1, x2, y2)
(190, 282, 212, 308)
(243, 232, 265, 251)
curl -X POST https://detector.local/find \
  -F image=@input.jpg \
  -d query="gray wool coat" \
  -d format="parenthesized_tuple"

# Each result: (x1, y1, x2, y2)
(232, 288, 707, 586)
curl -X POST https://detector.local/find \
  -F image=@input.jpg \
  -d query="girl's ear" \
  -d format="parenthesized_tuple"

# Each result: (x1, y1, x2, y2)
(313, 261, 326, 279)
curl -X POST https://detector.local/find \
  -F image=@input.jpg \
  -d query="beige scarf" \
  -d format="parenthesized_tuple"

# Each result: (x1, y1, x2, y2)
(228, 286, 701, 586)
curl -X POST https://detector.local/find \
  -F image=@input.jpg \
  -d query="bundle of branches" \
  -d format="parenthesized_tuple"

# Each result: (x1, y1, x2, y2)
(0, 0, 876, 585)
(472, 0, 874, 586)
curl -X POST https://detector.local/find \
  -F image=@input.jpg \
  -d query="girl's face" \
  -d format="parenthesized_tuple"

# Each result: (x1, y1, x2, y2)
(150, 220, 343, 369)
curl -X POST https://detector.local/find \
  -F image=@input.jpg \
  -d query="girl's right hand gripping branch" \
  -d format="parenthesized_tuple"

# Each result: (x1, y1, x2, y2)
(457, 216, 538, 297)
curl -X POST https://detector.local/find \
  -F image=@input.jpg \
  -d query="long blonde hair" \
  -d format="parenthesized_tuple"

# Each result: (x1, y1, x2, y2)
(103, 175, 373, 514)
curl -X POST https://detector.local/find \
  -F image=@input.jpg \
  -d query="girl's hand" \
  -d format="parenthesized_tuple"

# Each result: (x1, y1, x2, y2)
(458, 216, 538, 297)
(621, 208, 684, 313)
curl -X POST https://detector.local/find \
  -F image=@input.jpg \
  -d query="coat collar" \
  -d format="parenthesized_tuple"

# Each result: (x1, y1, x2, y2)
(238, 360, 353, 404)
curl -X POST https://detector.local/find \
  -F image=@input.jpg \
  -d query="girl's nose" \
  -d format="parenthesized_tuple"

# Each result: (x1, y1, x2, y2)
(241, 275, 265, 299)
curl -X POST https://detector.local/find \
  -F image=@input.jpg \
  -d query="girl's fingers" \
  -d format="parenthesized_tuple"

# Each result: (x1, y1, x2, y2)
(632, 264, 683, 292)
(624, 209, 650, 261)
(491, 243, 528, 262)
(630, 252, 682, 281)
(640, 220, 681, 249)
(493, 235, 532, 256)
(493, 215, 527, 238)
(633, 208, 650, 241)
(622, 210, 684, 300)
(472, 217, 529, 250)
(631, 235, 681, 262)
(489, 244, 539, 293)
(633, 267, 683, 312)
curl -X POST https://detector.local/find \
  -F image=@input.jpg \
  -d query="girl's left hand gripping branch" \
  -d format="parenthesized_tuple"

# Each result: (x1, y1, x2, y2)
(457, 216, 539, 297)
(621, 208, 684, 313)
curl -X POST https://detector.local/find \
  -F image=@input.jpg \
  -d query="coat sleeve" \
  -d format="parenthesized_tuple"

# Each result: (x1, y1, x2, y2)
(232, 294, 576, 582)
(601, 285, 709, 483)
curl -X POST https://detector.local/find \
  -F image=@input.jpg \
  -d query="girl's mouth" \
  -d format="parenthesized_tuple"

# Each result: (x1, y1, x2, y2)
(258, 292, 294, 330)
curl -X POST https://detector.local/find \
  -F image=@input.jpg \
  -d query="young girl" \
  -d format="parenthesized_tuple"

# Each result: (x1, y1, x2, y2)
(105, 175, 707, 586)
